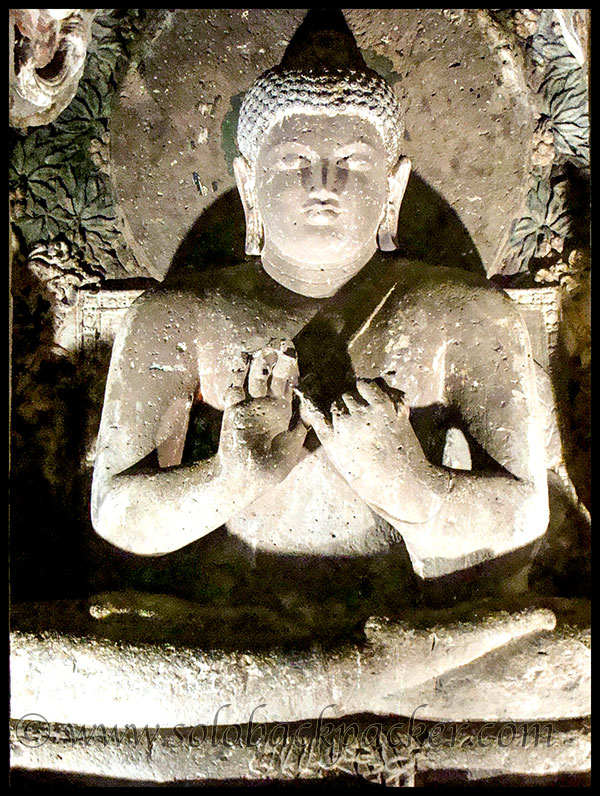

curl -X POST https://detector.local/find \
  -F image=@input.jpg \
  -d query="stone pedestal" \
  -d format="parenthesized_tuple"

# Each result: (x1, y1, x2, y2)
(9, 600, 591, 784)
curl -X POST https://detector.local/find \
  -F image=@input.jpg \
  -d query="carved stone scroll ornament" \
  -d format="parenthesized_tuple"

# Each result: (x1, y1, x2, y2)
(9, 9, 97, 129)
(26, 239, 103, 356)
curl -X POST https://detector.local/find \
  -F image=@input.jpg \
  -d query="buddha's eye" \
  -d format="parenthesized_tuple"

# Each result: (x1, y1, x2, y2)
(337, 155, 372, 172)
(277, 153, 311, 170)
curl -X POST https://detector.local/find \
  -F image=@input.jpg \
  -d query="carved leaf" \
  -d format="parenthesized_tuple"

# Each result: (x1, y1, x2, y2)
(509, 216, 537, 241)
(11, 140, 25, 175)
(28, 165, 62, 184)
(45, 216, 61, 239)
(84, 82, 102, 118)
(47, 203, 76, 226)
(507, 215, 538, 268)
(18, 216, 45, 242)
(28, 180, 57, 204)
(531, 14, 589, 167)
(546, 183, 570, 231)
(525, 179, 549, 223)
(43, 149, 74, 166)
(88, 43, 121, 79)
(60, 167, 78, 198)
(552, 124, 589, 163)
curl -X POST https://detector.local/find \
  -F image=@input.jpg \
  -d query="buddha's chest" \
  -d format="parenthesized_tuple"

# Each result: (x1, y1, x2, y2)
(196, 291, 447, 411)
(195, 293, 312, 409)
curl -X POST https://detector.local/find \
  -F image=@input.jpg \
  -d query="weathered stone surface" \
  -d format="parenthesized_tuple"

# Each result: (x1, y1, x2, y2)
(399, 627, 590, 722)
(11, 606, 590, 729)
(9, 712, 591, 785)
(346, 9, 536, 277)
(110, 9, 536, 280)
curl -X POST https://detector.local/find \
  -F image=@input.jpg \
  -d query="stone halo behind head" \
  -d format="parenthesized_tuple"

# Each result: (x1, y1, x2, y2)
(236, 9, 404, 169)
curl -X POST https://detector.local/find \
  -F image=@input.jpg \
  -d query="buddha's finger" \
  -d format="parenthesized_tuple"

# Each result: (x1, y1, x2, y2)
(270, 346, 299, 399)
(248, 350, 272, 398)
(355, 378, 391, 408)
(269, 377, 294, 405)
(341, 391, 366, 414)
(229, 354, 251, 386)
(224, 359, 251, 407)
(294, 389, 333, 442)
(223, 385, 246, 408)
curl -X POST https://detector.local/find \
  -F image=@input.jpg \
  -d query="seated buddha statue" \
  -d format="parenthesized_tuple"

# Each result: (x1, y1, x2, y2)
(91, 10, 548, 583)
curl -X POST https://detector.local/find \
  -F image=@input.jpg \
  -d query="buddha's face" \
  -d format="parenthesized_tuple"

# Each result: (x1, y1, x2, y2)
(255, 113, 388, 270)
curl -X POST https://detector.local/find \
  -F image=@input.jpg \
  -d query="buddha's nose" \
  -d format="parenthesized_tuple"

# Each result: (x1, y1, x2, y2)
(306, 158, 345, 196)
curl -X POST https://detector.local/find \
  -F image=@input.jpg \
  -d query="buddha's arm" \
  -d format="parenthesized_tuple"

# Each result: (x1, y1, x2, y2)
(91, 299, 305, 556)
(364, 455, 547, 580)
(397, 309, 549, 578)
(93, 444, 243, 556)
(90, 304, 232, 556)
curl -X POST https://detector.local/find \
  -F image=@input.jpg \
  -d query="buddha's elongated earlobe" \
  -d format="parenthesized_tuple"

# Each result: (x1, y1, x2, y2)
(378, 156, 411, 252)
(233, 155, 264, 256)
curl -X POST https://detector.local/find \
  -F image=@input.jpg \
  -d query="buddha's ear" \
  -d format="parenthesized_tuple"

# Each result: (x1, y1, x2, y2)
(378, 156, 411, 252)
(233, 155, 264, 256)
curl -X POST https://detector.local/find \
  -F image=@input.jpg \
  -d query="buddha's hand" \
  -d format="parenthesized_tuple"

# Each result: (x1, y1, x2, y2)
(218, 342, 307, 486)
(296, 378, 427, 504)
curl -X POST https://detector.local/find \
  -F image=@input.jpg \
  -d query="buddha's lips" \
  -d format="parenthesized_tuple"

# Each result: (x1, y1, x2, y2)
(302, 203, 345, 225)
(301, 202, 344, 214)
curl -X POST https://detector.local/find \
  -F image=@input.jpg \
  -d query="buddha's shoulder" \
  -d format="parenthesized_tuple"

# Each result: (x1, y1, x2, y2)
(381, 257, 518, 320)
(123, 261, 263, 321)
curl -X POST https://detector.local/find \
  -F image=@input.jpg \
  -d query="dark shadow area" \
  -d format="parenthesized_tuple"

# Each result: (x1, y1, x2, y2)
(416, 542, 541, 608)
(415, 770, 591, 787)
(397, 171, 485, 275)
(10, 768, 591, 787)
(9, 341, 112, 602)
(165, 189, 248, 284)
(13, 535, 589, 652)
(13, 528, 417, 649)
(555, 313, 591, 515)
(9, 237, 159, 604)
(528, 472, 591, 598)
(562, 161, 591, 254)
(9, 769, 383, 787)
(9, 240, 97, 603)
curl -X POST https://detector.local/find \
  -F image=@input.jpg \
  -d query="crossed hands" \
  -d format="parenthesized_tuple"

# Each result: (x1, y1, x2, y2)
(218, 341, 419, 502)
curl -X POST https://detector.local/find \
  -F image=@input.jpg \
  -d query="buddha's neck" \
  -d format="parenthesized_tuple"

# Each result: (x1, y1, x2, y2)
(260, 238, 378, 298)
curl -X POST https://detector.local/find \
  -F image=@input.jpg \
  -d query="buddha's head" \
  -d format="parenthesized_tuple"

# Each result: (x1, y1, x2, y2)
(234, 10, 411, 298)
